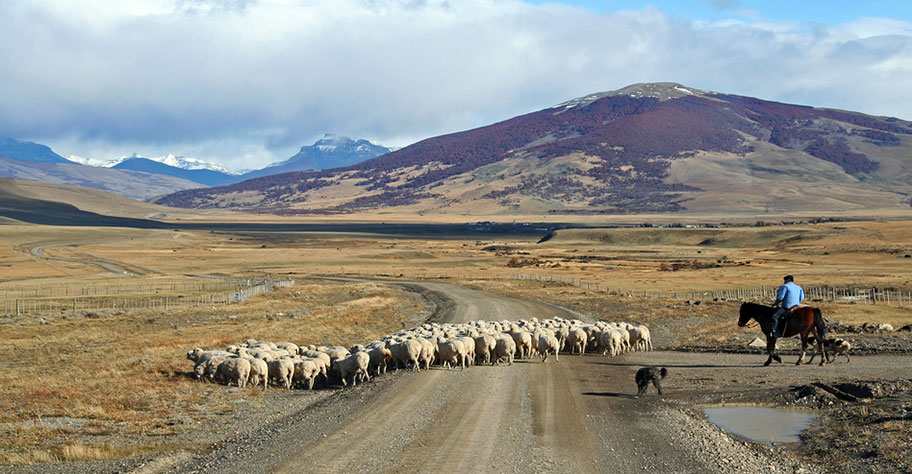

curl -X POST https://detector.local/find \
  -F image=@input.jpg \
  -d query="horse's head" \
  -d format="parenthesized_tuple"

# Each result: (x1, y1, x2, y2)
(737, 302, 752, 327)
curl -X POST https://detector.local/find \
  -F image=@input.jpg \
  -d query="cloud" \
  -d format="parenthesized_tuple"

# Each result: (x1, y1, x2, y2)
(1, 0, 911, 170)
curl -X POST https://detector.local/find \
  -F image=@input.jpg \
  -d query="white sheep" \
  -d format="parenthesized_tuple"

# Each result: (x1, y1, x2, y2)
(538, 334, 560, 363)
(493, 335, 516, 366)
(335, 351, 370, 386)
(456, 336, 476, 367)
(367, 344, 393, 376)
(567, 327, 588, 355)
(597, 330, 622, 356)
(437, 339, 466, 370)
(510, 331, 533, 359)
(292, 359, 320, 389)
(390, 339, 422, 372)
(216, 357, 251, 388)
(197, 355, 230, 382)
(267, 358, 294, 389)
(473, 334, 496, 365)
(417, 337, 436, 371)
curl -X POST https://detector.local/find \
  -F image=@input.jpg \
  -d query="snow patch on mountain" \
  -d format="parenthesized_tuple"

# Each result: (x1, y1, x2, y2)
(67, 155, 121, 167)
(70, 153, 240, 175)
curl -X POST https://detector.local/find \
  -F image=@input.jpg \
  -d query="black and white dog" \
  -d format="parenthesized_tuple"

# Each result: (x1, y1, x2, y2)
(634, 367, 668, 398)
(806, 336, 852, 363)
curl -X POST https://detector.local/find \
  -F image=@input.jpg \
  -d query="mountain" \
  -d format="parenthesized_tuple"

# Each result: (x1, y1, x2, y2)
(233, 134, 392, 182)
(154, 82, 912, 216)
(112, 156, 235, 186)
(0, 137, 72, 164)
(0, 157, 205, 200)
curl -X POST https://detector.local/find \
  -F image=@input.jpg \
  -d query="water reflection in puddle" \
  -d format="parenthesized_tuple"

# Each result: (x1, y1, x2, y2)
(704, 406, 818, 445)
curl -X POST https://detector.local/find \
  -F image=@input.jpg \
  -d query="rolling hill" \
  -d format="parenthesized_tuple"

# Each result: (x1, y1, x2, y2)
(0, 137, 72, 164)
(154, 82, 912, 217)
(0, 178, 172, 227)
(112, 157, 235, 186)
(0, 157, 205, 200)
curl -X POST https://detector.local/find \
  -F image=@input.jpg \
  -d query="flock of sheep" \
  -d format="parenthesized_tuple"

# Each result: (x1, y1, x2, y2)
(186, 317, 653, 390)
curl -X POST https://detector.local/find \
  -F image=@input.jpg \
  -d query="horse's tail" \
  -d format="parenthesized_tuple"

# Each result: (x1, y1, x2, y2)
(813, 308, 826, 340)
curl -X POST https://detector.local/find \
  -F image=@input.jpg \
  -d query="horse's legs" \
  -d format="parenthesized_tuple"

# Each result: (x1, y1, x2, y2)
(797, 336, 807, 365)
(816, 333, 826, 366)
(764, 337, 776, 366)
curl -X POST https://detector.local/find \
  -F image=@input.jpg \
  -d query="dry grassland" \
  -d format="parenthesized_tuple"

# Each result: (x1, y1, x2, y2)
(1, 219, 910, 465)
(0, 278, 430, 464)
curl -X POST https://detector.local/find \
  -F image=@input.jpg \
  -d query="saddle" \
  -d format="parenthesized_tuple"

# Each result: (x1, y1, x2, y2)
(775, 306, 799, 337)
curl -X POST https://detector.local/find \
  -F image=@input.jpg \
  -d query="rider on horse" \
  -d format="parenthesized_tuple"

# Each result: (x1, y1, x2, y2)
(770, 275, 804, 338)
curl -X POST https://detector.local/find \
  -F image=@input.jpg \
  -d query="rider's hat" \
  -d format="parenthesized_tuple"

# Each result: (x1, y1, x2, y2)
(783, 275, 794, 282)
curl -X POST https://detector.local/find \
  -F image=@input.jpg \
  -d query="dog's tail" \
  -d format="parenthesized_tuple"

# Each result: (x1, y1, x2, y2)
(813, 308, 826, 341)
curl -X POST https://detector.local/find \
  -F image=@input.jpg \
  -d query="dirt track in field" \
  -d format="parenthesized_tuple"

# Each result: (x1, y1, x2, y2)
(157, 280, 859, 474)
(6, 275, 908, 473)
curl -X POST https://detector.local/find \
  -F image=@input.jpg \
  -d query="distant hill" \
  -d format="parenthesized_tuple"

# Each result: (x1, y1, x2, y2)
(155, 83, 912, 217)
(0, 178, 169, 227)
(233, 134, 391, 182)
(0, 137, 72, 164)
(113, 157, 235, 186)
(0, 157, 205, 200)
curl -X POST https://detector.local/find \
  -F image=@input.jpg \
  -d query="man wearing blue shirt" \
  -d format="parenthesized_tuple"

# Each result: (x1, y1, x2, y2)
(770, 275, 804, 338)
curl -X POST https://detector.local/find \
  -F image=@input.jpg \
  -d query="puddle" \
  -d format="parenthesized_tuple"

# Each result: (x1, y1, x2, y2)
(703, 406, 817, 445)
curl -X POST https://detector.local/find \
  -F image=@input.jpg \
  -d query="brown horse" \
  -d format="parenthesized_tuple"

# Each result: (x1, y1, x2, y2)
(738, 302, 828, 366)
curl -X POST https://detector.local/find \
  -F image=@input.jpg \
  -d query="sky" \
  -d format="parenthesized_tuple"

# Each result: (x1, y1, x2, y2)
(2, 0, 912, 171)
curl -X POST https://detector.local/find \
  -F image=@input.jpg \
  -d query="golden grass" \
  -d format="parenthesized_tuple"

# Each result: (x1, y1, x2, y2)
(0, 279, 429, 465)
(1, 219, 910, 465)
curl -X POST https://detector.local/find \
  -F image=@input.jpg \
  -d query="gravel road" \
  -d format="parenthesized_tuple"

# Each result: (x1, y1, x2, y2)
(149, 280, 823, 474)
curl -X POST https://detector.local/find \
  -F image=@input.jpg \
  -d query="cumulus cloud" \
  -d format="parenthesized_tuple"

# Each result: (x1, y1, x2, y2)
(1, 0, 911, 170)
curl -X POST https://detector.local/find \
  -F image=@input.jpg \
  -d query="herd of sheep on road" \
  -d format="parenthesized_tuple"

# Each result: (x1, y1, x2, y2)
(186, 317, 653, 390)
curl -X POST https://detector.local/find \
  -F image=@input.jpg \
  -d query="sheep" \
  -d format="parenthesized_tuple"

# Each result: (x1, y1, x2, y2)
(334, 351, 370, 386)
(274, 342, 300, 355)
(367, 344, 393, 376)
(216, 358, 251, 388)
(556, 326, 570, 351)
(390, 339, 422, 372)
(538, 334, 560, 363)
(197, 355, 230, 382)
(437, 339, 467, 370)
(267, 358, 294, 389)
(325, 347, 351, 366)
(597, 330, 622, 356)
(510, 331, 533, 359)
(629, 326, 651, 352)
(245, 356, 269, 390)
(493, 335, 516, 366)
(617, 327, 631, 352)
(474, 334, 496, 365)
(416, 337, 436, 371)
(187, 348, 232, 364)
(292, 359, 320, 389)
(456, 336, 476, 367)
(567, 327, 588, 355)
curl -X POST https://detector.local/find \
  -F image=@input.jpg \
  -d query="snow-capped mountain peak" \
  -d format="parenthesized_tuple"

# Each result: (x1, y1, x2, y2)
(150, 153, 240, 175)
(69, 153, 239, 175)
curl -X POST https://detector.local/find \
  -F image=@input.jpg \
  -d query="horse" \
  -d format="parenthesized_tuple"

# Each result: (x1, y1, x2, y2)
(737, 302, 828, 366)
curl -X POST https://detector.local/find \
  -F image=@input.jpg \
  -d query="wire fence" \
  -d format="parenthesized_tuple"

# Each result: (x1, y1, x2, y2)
(0, 278, 252, 299)
(510, 273, 912, 307)
(1, 278, 295, 316)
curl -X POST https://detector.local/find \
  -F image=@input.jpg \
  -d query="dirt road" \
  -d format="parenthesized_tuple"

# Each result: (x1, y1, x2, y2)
(28, 240, 143, 276)
(160, 280, 843, 474)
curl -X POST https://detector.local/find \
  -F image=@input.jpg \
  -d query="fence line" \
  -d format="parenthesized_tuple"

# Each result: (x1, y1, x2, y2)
(509, 273, 910, 307)
(1, 279, 294, 316)
(0, 278, 249, 300)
